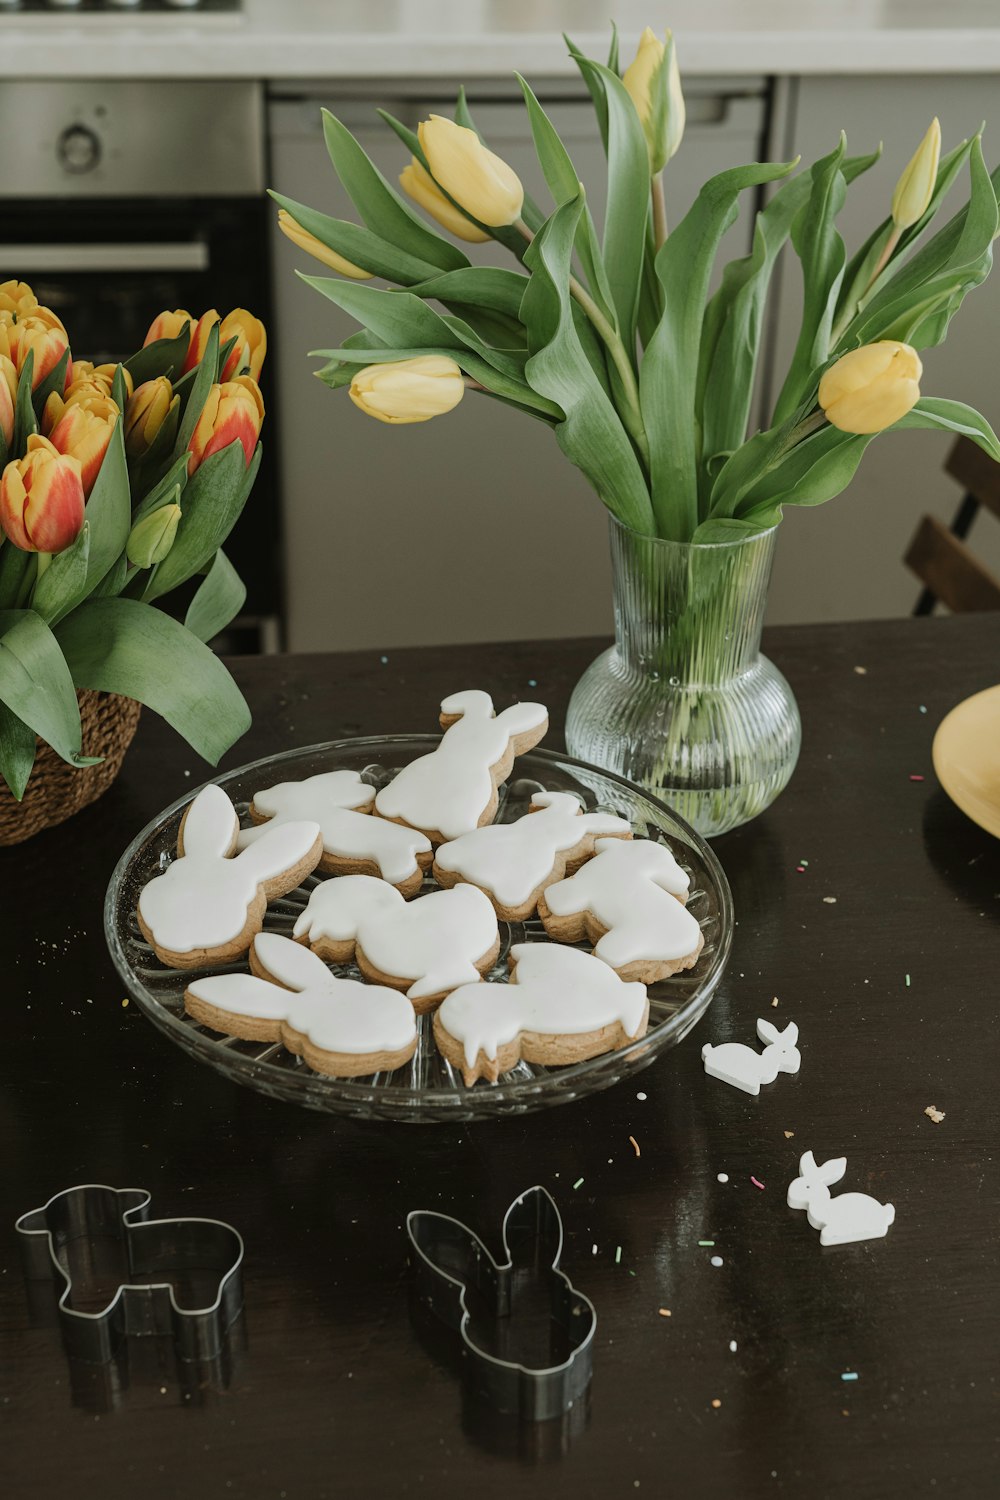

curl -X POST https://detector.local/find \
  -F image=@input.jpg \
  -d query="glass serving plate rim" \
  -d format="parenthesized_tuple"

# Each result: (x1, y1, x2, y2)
(104, 734, 734, 1108)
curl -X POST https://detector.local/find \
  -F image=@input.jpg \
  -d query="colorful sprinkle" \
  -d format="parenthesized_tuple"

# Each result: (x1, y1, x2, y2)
(615, 1246, 622, 1265)
(629, 1135, 641, 1157)
(750, 1176, 765, 1191)
(841, 1372, 859, 1382)
(698, 1240, 715, 1247)
(573, 1177, 584, 1190)
(380, 655, 388, 664)
(905, 974, 911, 988)
(729, 1340, 738, 1353)
(717, 1173, 729, 1183)
(909, 774, 925, 782)
(854, 665, 867, 675)
(823, 896, 837, 904)
(528, 678, 538, 688)
(919, 705, 927, 714)
(658, 1308, 671, 1317)
(710, 1256, 724, 1267)
(796, 865, 806, 873)
(711, 1398, 722, 1409)
(636, 1092, 647, 1101)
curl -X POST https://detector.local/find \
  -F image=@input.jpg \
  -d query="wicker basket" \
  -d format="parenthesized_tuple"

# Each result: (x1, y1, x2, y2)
(0, 690, 142, 846)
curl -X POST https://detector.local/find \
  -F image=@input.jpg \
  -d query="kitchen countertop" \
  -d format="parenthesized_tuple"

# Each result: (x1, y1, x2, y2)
(0, 0, 999, 80)
(3, 614, 999, 1499)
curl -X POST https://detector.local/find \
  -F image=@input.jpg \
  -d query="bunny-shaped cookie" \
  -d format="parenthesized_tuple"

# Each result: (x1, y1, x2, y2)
(185, 932, 417, 1077)
(787, 1151, 895, 1246)
(293, 874, 500, 1012)
(137, 783, 323, 969)
(702, 1018, 801, 1096)
(374, 689, 548, 843)
(406, 1184, 596, 1420)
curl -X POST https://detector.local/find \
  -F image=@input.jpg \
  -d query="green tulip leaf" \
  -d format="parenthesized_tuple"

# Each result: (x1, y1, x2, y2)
(184, 548, 246, 643)
(691, 515, 778, 544)
(12, 352, 37, 457)
(111, 363, 129, 413)
(320, 109, 470, 273)
(893, 396, 1000, 461)
(125, 323, 191, 386)
(83, 416, 131, 595)
(143, 440, 260, 601)
(55, 597, 251, 766)
(0, 608, 94, 767)
(736, 425, 875, 520)
(0, 539, 34, 608)
(521, 194, 654, 532)
(565, 34, 610, 154)
(642, 158, 798, 537)
(269, 189, 448, 285)
(174, 321, 220, 460)
(0, 700, 36, 800)
(31, 348, 70, 422)
(131, 452, 189, 525)
(89, 552, 129, 600)
(31, 520, 91, 626)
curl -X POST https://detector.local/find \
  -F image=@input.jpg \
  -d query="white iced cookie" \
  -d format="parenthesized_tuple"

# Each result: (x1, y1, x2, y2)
(137, 783, 323, 970)
(374, 689, 548, 843)
(433, 942, 649, 1086)
(433, 790, 633, 920)
(293, 874, 500, 1013)
(239, 769, 432, 896)
(185, 932, 417, 1078)
(538, 837, 703, 982)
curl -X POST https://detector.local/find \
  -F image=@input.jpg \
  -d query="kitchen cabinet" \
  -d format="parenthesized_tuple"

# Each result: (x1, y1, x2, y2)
(764, 74, 1000, 625)
(269, 81, 768, 652)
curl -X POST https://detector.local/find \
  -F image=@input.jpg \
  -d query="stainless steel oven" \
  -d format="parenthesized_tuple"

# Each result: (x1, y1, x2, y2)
(0, 78, 280, 651)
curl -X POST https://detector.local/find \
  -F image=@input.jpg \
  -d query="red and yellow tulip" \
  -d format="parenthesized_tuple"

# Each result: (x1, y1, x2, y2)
(0, 314, 71, 391)
(43, 365, 132, 434)
(0, 354, 16, 448)
(48, 394, 119, 498)
(219, 308, 267, 382)
(144, 308, 194, 349)
(188, 376, 264, 474)
(124, 377, 176, 459)
(0, 434, 85, 553)
(182, 310, 222, 375)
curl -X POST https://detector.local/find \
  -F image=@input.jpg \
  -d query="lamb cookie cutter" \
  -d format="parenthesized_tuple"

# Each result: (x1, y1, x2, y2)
(406, 1184, 596, 1422)
(16, 1184, 244, 1366)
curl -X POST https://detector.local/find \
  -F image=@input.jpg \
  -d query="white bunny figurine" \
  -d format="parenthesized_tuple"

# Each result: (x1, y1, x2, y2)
(787, 1151, 895, 1246)
(701, 1018, 801, 1096)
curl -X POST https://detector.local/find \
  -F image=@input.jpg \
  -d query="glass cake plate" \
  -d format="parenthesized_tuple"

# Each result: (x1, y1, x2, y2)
(105, 737, 734, 1123)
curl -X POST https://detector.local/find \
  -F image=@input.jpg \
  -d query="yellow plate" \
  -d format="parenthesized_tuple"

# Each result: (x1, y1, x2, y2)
(932, 683, 1000, 839)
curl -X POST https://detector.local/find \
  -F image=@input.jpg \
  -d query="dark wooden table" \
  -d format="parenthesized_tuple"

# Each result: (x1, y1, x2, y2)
(3, 616, 998, 1500)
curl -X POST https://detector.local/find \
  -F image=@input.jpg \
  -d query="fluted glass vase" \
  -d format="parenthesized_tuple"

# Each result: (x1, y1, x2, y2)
(566, 517, 801, 838)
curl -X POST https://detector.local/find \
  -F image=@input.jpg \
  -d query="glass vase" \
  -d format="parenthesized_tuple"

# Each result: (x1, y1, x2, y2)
(566, 516, 801, 838)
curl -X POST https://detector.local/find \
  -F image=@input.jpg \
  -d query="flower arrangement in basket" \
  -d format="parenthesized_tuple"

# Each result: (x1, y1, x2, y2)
(275, 24, 1000, 540)
(0, 283, 265, 836)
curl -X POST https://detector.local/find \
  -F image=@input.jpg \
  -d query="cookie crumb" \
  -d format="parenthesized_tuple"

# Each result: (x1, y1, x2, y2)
(823, 896, 837, 904)
(711, 1398, 722, 1409)
(771, 997, 780, 1008)
(854, 665, 867, 675)
(658, 1308, 671, 1317)
(924, 1104, 946, 1123)
(629, 1135, 641, 1157)
(783, 1130, 795, 1139)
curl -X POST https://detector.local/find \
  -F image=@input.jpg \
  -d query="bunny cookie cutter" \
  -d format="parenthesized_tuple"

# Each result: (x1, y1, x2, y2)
(406, 1185, 596, 1421)
(16, 1185, 244, 1364)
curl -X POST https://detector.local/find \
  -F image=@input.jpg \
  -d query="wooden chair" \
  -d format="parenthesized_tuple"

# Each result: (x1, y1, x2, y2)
(906, 436, 1000, 613)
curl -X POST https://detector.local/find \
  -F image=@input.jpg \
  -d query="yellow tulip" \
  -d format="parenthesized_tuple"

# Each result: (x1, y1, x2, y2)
(124, 377, 177, 459)
(0, 280, 37, 318)
(819, 341, 923, 434)
(0, 353, 16, 447)
(348, 356, 465, 425)
(417, 116, 524, 228)
(892, 118, 941, 231)
(399, 158, 491, 243)
(623, 27, 685, 173)
(277, 209, 372, 280)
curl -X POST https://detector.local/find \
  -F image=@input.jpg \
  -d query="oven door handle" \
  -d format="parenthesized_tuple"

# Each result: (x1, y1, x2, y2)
(0, 242, 209, 273)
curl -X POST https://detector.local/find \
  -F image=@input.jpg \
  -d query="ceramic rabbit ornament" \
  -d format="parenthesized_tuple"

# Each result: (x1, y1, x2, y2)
(702, 1018, 801, 1096)
(787, 1151, 896, 1246)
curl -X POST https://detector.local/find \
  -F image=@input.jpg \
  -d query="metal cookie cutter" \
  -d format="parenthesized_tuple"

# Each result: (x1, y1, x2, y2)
(16, 1184, 244, 1365)
(406, 1184, 596, 1422)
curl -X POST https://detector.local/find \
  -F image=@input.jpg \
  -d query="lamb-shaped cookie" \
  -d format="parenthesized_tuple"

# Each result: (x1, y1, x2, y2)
(538, 836, 703, 983)
(137, 783, 322, 969)
(434, 942, 649, 1085)
(238, 769, 432, 896)
(433, 790, 633, 921)
(787, 1151, 896, 1247)
(374, 689, 548, 843)
(293, 874, 500, 1013)
(185, 932, 417, 1077)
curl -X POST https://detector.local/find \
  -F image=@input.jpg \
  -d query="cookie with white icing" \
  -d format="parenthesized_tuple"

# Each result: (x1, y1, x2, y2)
(239, 769, 432, 896)
(185, 932, 417, 1077)
(137, 784, 323, 970)
(433, 790, 633, 920)
(374, 689, 548, 843)
(293, 874, 500, 1013)
(433, 942, 649, 1085)
(538, 837, 703, 983)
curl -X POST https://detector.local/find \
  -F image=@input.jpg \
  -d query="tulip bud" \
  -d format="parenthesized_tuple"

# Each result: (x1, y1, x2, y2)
(126, 502, 182, 568)
(348, 356, 465, 425)
(417, 116, 524, 228)
(124, 377, 176, 459)
(144, 308, 194, 349)
(276, 209, 373, 280)
(219, 307, 267, 382)
(891, 118, 941, 232)
(0, 280, 38, 319)
(0, 314, 70, 391)
(399, 158, 491, 243)
(0, 434, 85, 553)
(0, 354, 16, 448)
(819, 341, 923, 434)
(623, 27, 685, 174)
(48, 395, 119, 498)
(188, 375, 264, 475)
(72, 360, 132, 400)
(182, 310, 222, 375)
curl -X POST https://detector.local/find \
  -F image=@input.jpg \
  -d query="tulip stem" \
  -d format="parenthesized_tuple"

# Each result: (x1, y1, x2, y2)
(651, 172, 668, 250)
(831, 225, 901, 347)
